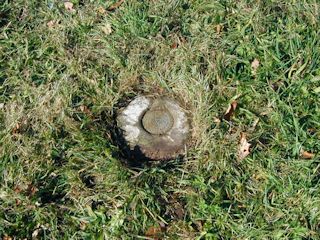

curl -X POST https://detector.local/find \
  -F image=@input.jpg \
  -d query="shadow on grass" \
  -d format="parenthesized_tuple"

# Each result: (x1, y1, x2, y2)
(100, 108, 154, 168)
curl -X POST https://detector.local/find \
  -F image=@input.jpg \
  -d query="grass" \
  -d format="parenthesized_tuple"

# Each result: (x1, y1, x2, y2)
(0, 0, 320, 239)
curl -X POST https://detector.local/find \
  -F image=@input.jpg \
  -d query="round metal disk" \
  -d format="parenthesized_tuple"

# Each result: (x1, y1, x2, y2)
(142, 109, 174, 135)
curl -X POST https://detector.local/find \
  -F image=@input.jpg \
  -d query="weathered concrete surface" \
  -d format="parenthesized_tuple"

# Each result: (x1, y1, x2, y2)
(117, 96, 190, 160)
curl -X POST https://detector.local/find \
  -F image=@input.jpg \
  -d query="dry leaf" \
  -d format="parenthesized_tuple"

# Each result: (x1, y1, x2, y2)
(16, 198, 22, 206)
(27, 184, 38, 196)
(12, 122, 21, 134)
(224, 101, 237, 121)
(238, 133, 251, 160)
(79, 105, 94, 119)
(79, 105, 88, 113)
(173, 203, 185, 219)
(251, 58, 260, 73)
(12, 119, 28, 134)
(32, 228, 40, 239)
(145, 226, 162, 238)
(213, 117, 221, 124)
(80, 221, 87, 230)
(97, 6, 106, 14)
(216, 24, 222, 34)
(101, 23, 112, 35)
(108, 0, 125, 11)
(14, 186, 22, 193)
(300, 150, 315, 159)
(47, 20, 56, 28)
(159, 221, 166, 230)
(171, 41, 178, 49)
(64, 2, 75, 12)
(3, 235, 12, 240)
(307, 128, 317, 135)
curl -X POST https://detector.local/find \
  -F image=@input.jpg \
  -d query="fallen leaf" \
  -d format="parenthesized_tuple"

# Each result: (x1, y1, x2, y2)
(171, 41, 178, 49)
(145, 226, 162, 239)
(307, 128, 317, 135)
(238, 133, 251, 160)
(12, 122, 21, 134)
(213, 117, 221, 124)
(300, 150, 315, 159)
(80, 221, 87, 230)
(173, 203, 185, 219)
(216, 24, 222, 34)
(101, 23, 112, 35)
(79, 105, 88, 113)
(12, 119, 29, 134)
(97, 6, 106, 14)
(3, 235, 12, 240)
(47, 20, 56, 28)
(32, 228, 40, 239)
(14, 186, 22, 193)
(159, 221, 166, 230)
(16, 199, 22, 206)
(108, 0, 125, 11)
(251, 58, 260, 73)
(224, 101, 237, 121)
(27, 184, 38, 196)
(64, 2, 75, 12)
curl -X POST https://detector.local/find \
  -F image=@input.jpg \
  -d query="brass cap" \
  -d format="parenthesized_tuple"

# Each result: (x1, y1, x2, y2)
(142, 108, 174, 135)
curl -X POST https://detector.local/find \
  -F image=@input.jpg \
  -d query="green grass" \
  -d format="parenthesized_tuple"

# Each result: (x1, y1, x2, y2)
(1, 0, 320, 239)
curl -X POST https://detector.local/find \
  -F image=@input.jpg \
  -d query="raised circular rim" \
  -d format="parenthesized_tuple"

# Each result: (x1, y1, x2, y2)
(142, 108, 174, 135)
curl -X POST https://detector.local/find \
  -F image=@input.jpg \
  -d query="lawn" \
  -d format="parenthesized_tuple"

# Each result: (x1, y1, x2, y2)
(0, 0, 320, 239)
